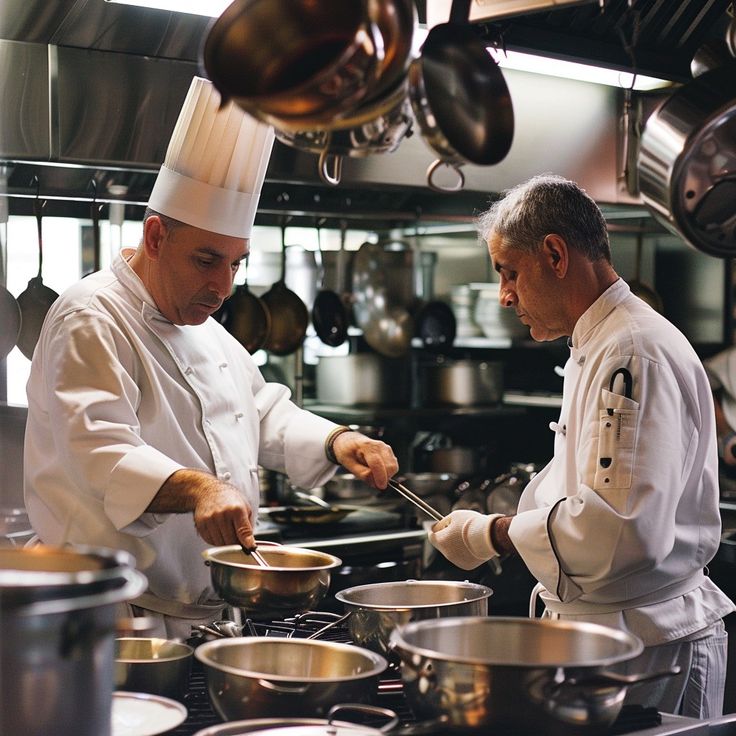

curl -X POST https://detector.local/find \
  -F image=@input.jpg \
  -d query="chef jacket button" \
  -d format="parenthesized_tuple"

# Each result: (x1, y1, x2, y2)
(184, 367, 193, 375)
(222, 472, 232, 481)
(205, 419, 212, 426)
(219, 362, 228, 369)
(578, 356, 585, 365)
(235, 412, 244, 420)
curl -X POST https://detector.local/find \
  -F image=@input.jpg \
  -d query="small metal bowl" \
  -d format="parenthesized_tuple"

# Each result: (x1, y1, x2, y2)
(202, 544, 342, 618)
(115, 637, 194, 702)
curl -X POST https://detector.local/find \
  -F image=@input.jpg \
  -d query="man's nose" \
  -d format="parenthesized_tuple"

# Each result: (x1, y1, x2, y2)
(212, 268, 234, 299)
(499, 284, 516, 308)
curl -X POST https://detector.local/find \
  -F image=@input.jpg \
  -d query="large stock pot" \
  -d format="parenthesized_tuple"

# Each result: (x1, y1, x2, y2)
(0, 545, 147, 736)
(390, 616, 679, 735)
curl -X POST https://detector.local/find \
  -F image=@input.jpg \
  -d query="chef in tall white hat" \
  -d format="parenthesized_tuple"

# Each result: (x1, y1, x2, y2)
(24, 76, 398, 638)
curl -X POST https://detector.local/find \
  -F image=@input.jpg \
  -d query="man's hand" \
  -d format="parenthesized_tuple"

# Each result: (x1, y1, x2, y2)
(331, 431, 399, 489)
(148, 469, 255, 549)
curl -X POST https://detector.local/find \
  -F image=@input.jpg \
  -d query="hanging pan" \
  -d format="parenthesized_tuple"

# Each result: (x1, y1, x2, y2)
(408, 0, 514, 192)
(16, 194, 59, 360)
(224, 257, 272, 353)
(312, 220, 349, 347)
(261, 223, 309, 356)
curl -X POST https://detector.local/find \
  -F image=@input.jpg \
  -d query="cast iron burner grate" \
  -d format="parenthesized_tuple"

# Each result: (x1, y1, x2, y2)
(170, 611, 662, 736)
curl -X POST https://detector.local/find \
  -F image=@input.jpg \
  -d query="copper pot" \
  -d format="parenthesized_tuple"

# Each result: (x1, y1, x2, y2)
(203, 0, 415, 132)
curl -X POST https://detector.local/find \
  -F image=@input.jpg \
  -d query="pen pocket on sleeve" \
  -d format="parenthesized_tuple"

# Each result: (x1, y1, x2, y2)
(594, 388, 639, 491)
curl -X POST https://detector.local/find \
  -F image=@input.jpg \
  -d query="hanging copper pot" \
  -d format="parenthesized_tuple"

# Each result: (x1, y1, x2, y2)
(202, 0, 416, 131)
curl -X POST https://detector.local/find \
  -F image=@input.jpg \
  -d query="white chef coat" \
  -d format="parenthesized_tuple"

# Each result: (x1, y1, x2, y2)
(24, 251, 340, 614)
(509, 279, 735, 646)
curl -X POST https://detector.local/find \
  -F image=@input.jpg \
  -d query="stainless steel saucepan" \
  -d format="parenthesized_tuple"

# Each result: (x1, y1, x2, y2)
(202, 543, 341, 618)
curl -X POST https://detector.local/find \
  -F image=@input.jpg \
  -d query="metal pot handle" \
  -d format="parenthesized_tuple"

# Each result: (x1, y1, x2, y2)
(564, 665, 681, 688)
(256, 679, 310, 694)
(319, 151, 343, 186)
(426, 159, 465, 192)
(328, 704, 399, 732)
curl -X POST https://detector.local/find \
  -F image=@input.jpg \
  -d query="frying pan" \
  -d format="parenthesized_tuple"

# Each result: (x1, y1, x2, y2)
(261, 224, 309, 356)
(408, 0, 514, 191)
(16, 196, 59, 360)
(413, 299, 456, 350)
(311, 221, 348, 347)
(264, 489, 357, 526)
(0, 220, 21, 360)
(224, 257, 272, 353)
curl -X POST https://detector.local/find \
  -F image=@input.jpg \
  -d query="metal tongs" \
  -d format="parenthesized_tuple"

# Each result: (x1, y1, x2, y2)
(386, 478, 444, 522)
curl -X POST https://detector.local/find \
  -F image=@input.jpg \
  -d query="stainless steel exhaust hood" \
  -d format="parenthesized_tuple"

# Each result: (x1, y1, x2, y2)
(0, 0, 651, 227)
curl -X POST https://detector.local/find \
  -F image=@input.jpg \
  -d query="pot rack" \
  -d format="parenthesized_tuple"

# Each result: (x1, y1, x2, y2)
(0, 168, 668, 237)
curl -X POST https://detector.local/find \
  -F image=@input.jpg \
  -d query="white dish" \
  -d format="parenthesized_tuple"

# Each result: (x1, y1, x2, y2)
(111, 691, 187, 736)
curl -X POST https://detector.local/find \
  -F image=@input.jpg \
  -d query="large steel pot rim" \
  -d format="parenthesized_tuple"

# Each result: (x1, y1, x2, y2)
(335, 579, 493, 611)
(390, 616, 644, 667)
(195, 638, 388, 682)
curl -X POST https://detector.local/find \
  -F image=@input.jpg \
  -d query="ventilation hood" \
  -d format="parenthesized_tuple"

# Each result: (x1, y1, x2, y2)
(0, 0, 732, 228)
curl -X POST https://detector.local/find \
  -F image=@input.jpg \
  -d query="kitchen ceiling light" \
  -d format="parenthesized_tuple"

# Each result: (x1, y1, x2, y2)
(490, 49, 673, 91)
(105, 0, 229, 17)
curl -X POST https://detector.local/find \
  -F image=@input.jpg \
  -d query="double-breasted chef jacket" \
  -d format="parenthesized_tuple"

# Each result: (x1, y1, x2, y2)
(24, 250, 340, 614)
(509, 279, 735, 645)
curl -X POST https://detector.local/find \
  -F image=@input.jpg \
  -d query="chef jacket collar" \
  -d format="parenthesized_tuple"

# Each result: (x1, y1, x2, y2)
(112, 248, 168, 321)
(569, 278, 630, 355)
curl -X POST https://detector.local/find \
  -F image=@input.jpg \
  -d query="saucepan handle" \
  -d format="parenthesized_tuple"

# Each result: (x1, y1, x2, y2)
(426, 159, 465, 192)
(564, 665, 681, 688)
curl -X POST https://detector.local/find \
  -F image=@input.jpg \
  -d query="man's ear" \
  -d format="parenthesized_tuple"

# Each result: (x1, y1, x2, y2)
(142, 216, 166, 259)
(543, 234, 568, 278)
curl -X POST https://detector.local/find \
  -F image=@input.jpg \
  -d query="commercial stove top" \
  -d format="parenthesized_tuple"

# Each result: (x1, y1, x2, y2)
(169, 613, 714, 736)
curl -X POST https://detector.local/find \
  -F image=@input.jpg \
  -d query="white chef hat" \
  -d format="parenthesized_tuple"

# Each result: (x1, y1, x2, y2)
(148, 76, 275, 238)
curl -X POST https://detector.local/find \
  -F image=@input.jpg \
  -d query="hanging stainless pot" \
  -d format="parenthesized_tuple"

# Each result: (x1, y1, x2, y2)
(351, 240, 415, 358)
(408, 2, 514, 192)
(275, 78, 413, 186)
(390, 617, 680, 735)
(203, 0, 415, 132)
(638, 62, 736, 258)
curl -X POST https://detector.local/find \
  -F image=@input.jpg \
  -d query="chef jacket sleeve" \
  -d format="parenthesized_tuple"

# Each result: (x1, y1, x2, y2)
(509, 353, 717, 604)
(251, 371, 341, 490)
(39, 309, 183, 532)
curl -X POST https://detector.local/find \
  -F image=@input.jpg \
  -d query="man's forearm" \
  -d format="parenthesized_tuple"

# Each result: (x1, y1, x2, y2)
(146, 468, 220, 513)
